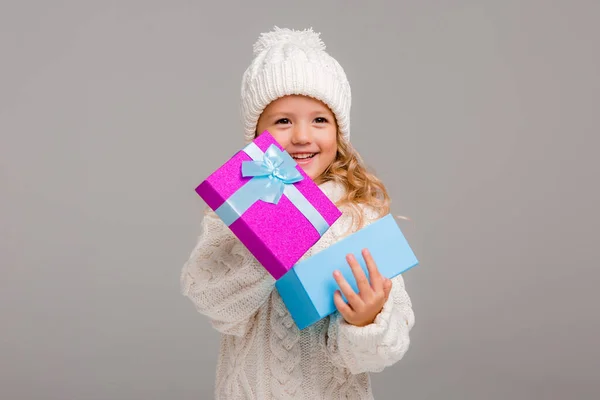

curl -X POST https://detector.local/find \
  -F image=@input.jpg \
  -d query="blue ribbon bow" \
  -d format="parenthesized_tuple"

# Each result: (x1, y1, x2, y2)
(241, 145, 303, 204)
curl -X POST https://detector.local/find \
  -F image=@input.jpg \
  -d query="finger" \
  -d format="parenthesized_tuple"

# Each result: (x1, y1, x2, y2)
(383, 278, 393, 301)
(333, 270, 363, 310)
(333, 290, 354, 319)
(362, 248, 384, 293)
(346, 253, 372, 297)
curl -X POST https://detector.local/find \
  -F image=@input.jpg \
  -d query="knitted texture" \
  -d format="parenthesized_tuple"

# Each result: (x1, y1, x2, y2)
(240, 27, 352, 143)
(181, 181, 415, 399)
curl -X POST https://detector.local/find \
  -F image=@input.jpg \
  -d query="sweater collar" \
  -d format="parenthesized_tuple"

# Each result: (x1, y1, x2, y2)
(318, 180, 346, 203)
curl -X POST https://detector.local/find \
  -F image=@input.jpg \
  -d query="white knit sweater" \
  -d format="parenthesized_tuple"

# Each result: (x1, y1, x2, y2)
(180, 181, 415, 399)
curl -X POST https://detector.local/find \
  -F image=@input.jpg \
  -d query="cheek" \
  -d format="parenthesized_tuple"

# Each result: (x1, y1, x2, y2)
(322, 135, 338, 158)
(325, 146, 337, 166)
(268, 130, 291, 148)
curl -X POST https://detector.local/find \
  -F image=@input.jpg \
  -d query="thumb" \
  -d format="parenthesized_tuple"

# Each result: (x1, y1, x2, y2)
(383, 278, 393, 300)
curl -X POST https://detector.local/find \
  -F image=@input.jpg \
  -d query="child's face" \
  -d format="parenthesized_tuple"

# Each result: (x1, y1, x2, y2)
(256, 95, 338, 181)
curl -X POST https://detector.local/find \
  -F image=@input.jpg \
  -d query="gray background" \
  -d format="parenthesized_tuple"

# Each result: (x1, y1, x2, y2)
(1, 1, 599, 399)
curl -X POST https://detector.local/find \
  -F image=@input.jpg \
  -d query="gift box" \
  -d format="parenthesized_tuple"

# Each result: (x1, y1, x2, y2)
(195, 131, 342, 280)
(275, 213, 418, 330)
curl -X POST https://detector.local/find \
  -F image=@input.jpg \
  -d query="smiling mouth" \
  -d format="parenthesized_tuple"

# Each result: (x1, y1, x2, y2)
(290, 152, 317, 160)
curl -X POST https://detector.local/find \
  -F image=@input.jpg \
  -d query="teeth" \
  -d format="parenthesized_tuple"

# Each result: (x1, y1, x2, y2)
(292, 153, 316, 159)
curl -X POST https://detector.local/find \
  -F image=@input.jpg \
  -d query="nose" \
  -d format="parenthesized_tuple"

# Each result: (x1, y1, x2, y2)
(291, 124, 312, 145)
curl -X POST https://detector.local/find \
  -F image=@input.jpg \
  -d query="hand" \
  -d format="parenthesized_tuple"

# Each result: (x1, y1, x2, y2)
(333, 249, 393, 327)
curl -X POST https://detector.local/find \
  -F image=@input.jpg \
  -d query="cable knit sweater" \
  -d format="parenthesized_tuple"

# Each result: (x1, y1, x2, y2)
(180, 181, 415, 399)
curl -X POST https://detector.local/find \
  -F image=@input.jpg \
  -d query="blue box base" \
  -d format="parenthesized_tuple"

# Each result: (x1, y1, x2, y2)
(276, 214, 418, 330)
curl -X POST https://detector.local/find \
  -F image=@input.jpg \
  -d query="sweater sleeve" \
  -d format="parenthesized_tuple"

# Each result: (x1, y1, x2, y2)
(326, 273, 415, 375)
(180, 210, 275, 337)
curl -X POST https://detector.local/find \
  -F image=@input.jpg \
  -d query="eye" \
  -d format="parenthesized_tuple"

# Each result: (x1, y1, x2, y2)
(314, 117, 328, 123)
(275, 118, 291, 124)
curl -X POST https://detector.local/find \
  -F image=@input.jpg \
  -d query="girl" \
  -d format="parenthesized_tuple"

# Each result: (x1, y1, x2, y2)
(181, 27, 415, 399)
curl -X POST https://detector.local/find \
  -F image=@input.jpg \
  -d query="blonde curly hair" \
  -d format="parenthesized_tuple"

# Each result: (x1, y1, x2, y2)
(314, 130, 391, 230)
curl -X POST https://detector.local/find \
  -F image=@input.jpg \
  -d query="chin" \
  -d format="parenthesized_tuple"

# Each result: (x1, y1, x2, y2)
(297, 167, 313, 179)
(307, 170, 324, 181)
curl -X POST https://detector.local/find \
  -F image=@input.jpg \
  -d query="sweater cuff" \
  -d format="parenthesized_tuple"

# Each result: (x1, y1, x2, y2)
(337, 292, 395, 349)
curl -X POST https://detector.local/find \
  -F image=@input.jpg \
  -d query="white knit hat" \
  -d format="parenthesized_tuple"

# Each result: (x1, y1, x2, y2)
(240, 26, 352, 142)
